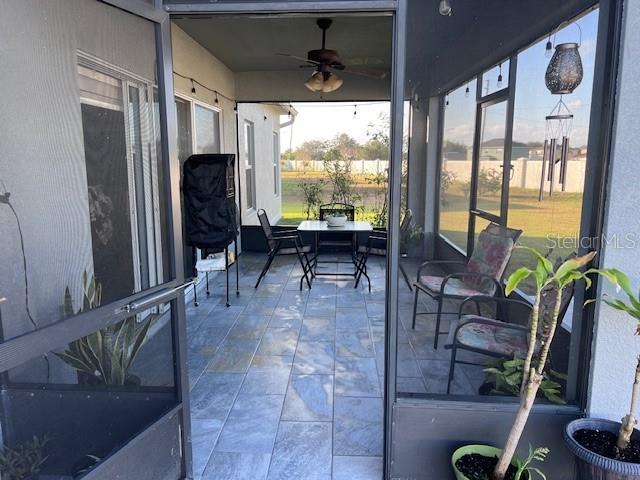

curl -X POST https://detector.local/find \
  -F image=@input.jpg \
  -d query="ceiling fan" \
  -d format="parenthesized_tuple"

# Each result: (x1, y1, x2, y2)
(277, 18, 386, 93)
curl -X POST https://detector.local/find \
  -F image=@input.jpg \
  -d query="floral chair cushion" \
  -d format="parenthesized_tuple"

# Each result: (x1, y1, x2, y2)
(419, 275, 485, 298)
(464, 230, 515, 294)
(456, 320, 529, 357)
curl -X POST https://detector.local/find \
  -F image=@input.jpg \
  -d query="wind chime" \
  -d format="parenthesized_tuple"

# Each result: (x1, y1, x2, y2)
(539, 26, 584, 201)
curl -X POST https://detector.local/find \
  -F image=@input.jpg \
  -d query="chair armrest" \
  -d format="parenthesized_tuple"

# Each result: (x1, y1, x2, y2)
(440, 272, 504, 297)
(458, 295, 533, 319)
(416, 260, 466, 280)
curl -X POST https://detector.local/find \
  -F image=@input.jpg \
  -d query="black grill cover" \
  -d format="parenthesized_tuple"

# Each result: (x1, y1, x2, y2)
(183, 154, 238, 251)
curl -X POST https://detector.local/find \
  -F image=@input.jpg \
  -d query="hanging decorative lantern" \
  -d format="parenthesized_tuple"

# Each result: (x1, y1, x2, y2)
(539, 98, 573, 201)
(545, 42, 583, 94)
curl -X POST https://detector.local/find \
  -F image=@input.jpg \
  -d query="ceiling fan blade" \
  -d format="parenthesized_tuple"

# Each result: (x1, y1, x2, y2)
(276, 52, 320, 65)
(337, 67, 389, 80)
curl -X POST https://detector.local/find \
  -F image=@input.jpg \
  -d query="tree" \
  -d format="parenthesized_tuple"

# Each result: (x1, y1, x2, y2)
(360, 139, 389, 161)
(493, 249, 596, 479)
(332, 133, 359, 161)
(295, 139, 327, 163)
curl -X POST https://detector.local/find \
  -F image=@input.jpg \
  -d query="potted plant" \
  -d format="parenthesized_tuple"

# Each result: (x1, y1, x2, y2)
(452, 248, 596, 480)
(564, 268, 640, 479)
(0, 435, 49, 480)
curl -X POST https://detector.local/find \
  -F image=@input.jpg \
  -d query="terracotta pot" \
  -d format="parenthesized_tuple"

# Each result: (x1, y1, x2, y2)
(451, 444, 525, 480)
(565, 418, 640, 480)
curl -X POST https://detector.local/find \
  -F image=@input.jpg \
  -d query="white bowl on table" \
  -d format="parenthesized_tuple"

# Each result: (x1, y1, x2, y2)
(325, 214, 347, 227)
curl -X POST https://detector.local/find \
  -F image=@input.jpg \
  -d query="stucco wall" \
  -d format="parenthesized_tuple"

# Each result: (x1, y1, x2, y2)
(171, 25, 285, 226)
(237, 103, 285, 225)
(0, 1, 155, 347)
(588, 0, 640, 420)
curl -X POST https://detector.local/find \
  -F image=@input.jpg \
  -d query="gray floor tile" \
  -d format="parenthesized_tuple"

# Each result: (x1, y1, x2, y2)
(293, 341, 335, 374)
(396, 376, 427, 394)
(282, 374, 333, 421)
(335, 357, 381, 397)
(333, 397, 383, 456)
(336, 308, 369, 330)
(332, 456, 383, 480)
(335, 330, 374, 357)
(215, 394, 285, 453)
(202, 452, 271, 480)
(207, 338, 261, 374)
(365, 302, 385, 317)
(267, 422, 332, 480)
(188, 326, 232, 357)
(191, 418, 223, 478)
(190, 373, 245, 420)
(244, 297, 279, 316)
(300, 317, 336, 342)
(419, 359, 477, 395)
(241, 356, 293, 395)
(305, 301, 337, 317)
(258, 327, 299, 356)
(269, 306, 304, 328)
(227, 315, 270, 341)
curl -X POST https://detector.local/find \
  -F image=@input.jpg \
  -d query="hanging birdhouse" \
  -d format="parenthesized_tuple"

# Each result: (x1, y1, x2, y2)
(545, 42, 583, 94)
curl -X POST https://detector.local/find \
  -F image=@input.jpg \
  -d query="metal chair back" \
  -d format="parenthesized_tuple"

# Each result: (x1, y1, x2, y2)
(257, 209, 276, 251)
(319, 203, 355, 221)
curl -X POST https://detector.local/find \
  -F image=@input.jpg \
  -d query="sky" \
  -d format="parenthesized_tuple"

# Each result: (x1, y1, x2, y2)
(444, 9, 599, 148)
(280, 101, 392, 152)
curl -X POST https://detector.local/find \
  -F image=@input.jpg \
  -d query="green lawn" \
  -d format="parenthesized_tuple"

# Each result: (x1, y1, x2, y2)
(279, 172, 387, 225)
(440, 183, 583, 294)
(280, 174, 583, 294)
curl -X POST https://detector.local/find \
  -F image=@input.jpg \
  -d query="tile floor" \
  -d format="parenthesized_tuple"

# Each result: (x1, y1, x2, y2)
(186, 252, 485, 480)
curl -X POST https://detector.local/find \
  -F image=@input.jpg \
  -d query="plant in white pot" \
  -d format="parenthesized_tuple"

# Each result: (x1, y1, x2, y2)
(564, 268, 640, 479)
(452, 248, 596, 480)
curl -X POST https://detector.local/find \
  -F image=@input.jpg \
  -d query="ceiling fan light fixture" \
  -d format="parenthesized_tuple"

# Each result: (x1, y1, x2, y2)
(321, 72, 343, 93)
(304, 71, 324, 92)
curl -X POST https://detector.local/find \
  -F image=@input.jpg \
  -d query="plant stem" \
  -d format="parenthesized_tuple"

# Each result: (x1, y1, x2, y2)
(618, 356, 640, 450)
(493, 371, 543, 480)
(536, 287, 562, 376)
(521, 291, 540, 394)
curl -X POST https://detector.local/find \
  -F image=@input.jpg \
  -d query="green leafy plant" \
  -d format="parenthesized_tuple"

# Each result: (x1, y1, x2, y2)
(492, 248, 596, 480)
(514, 445, 549, 480)
(483, 357, 567, 405)
(586, 268, 640, 451)
(478, 167, 502, 195)
(440, 169, 457, 195)
(55, 273, 155, 386)
(0, 435, 49, 480)
(298, 179, 324, 220)
(365, 171, 388, 228)
(323, 149, 361, 208)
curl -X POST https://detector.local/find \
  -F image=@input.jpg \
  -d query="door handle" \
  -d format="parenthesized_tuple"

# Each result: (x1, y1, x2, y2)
(117, 281, 194, 314)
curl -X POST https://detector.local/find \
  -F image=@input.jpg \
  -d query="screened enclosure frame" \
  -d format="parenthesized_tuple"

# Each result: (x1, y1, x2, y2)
(0, 0, 193, 478)
(431, 0, 623, 410)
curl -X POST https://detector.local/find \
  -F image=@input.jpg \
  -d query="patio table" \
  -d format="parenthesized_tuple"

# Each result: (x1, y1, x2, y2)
(297, 220, 373, 285)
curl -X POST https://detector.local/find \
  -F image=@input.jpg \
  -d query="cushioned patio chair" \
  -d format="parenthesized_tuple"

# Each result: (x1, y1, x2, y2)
(354, 209, 414, 292)
(411, 223, 522, 349)
(254, 209, 315, 290)
(444, 279, 574, 394)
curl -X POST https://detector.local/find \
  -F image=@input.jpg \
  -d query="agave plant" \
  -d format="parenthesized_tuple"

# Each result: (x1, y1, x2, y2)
(0, 435, 49, 480)
(55, 272, 155, 386)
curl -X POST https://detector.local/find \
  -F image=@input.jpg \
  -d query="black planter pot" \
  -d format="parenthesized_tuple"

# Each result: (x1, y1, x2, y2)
(564, 418, 640, 479)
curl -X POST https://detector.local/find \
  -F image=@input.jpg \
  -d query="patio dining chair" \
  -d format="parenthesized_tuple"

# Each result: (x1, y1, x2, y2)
(411, 223, 522, 349)
(254, 209, 316, 290)
(443, 279, 575, 394)
(318, 203, 356, 257)
(354, 209, 414, 292)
